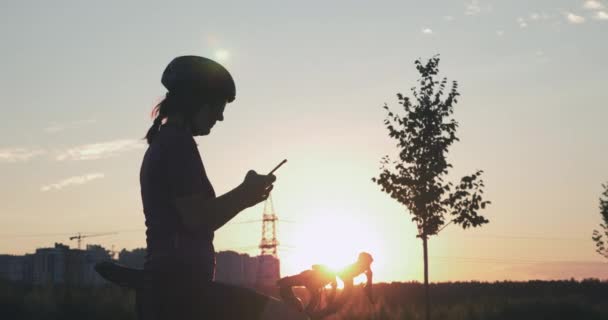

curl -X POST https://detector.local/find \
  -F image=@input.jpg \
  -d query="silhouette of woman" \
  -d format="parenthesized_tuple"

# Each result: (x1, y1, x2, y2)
(139, 56, 307, 320)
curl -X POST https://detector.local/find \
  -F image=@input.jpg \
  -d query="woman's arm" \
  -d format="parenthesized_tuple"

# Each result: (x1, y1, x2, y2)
(176, 184, 247, 231)
(175, 170, 274, 231)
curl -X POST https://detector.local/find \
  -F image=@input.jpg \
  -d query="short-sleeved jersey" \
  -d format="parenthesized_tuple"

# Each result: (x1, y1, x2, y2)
(140, 123, 216, 281)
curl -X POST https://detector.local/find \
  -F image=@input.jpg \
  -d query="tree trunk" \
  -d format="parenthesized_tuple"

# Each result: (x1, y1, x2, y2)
(423, 236, 430, 320)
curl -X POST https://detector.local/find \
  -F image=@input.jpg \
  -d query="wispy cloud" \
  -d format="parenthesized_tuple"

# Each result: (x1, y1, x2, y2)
(534, 50, 550, 63)
(443, 15, 455, 22)
(517, 12, 553, 28)
(465, 0, 481, 15)
(517, 17, 528, 28)
(595, 10, 608, 19)
(0, 148, 46, 163)
(566, 12, 586, 24)
(45, 119, 97, 133)
(422, 28, 433, 35)
(41, 173, 105, 192)
(55, 139, 145, 161)
(496, 30, 505, 36)
(529, 12, 551, 21)
(583, 0, 604, 10)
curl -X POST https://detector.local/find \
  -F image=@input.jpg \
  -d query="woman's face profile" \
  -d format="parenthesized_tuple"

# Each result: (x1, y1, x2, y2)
(191, 100, 227, 136)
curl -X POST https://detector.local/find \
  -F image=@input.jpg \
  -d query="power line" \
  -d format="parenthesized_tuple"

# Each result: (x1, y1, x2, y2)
(0, 231, 589, 244)
(0, 232, 78, 238)
(0, 228, 144, 239)
(460, 234, 588, 241)
(224, 219, 296, 226)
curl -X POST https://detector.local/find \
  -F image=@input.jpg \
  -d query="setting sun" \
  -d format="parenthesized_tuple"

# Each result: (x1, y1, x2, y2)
(214, 49, 230, 62)
(279, 205, 386, 285)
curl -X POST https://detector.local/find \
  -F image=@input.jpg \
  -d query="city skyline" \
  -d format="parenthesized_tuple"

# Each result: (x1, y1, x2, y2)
(0, 243, 283, 288)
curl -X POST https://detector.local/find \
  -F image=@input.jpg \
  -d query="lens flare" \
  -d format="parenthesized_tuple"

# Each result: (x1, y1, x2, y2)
(214, 49, 230, 62)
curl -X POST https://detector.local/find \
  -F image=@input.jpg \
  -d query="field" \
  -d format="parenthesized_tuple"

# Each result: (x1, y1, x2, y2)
(1, 279, 607, 320)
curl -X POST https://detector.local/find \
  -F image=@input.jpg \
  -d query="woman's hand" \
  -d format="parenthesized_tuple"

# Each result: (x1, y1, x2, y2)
(238, 170, 276, 208)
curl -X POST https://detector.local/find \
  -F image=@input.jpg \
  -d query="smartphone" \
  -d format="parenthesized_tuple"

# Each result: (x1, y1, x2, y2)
(269, 159, 287, 175)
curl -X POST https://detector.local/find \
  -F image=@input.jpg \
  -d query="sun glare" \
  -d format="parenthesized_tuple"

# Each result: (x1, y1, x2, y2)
(214, 49, 230, 62)
(280, 205, 385, 285)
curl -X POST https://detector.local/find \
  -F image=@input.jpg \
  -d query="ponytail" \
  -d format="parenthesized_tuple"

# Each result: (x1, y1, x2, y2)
(144, 99, 165, 145)
(143, 90, 218, 144)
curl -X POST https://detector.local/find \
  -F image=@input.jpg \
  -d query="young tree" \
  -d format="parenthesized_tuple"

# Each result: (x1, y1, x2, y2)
(592, 183, 608, 259)
(373, 55, 491, 320)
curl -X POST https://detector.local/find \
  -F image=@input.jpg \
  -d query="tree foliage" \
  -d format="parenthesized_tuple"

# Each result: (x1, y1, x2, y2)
(373, 55, 491, 238)
(592, 183, 608, 259)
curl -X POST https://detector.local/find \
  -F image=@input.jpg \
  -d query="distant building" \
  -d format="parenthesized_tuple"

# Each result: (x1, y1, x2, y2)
(243, 254, 260, 286)
(32, 243, 69, 285)
(118, 248, 146, 269)
(215, 251, 280, 288)
(22, 254, 34, 283)
(256, 254, 280, 287)
(26, 242, 112, 287)
(215, 251, 249, 285)
(0, 255, 25, 281)
(64, 245, 112, 287)
(82, 244, 112, 286)
(0, 246, 280, 288)
(65, 249, 89, 286)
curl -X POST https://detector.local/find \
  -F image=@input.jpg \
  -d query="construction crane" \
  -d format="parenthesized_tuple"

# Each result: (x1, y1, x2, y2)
(69, 232, 118, 250)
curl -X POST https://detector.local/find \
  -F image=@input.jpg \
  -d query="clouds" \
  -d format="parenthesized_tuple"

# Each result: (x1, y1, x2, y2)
(566, 12, 586, 24)
(511, 3, 607, 28)
(422, 28, 433, 35)
(463, 0, 495, 16)
(596, 10, 608, 19)
(0, 148, 46, 163)
(583, 0, 604, 10)
(1, 138, 145, 163)
(55, 139, 145, 161)
(1, 138, 143, 192)
(516, 12, 554, 29)
(573, 0, 607, 22)
(530, 12, 550, 21)
(44, 119, 97, 134)
(441, 1, 605, 36)
(586, 1, 608, 21)
(41, 173, 105, 192)
(517, 17, 528, 28)
(465, 0, 481, 16)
